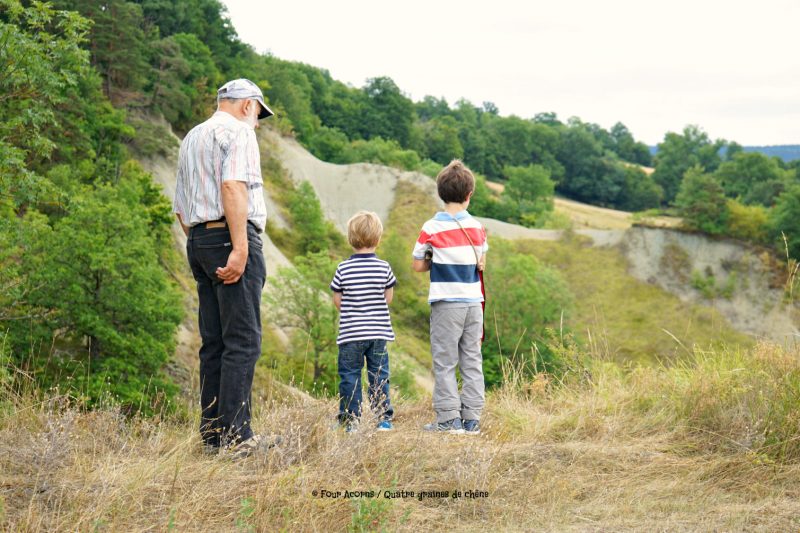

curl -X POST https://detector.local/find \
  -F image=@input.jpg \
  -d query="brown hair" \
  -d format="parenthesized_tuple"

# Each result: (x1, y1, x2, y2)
(347, 211, 383, 249)
(436, 159, 475, 203)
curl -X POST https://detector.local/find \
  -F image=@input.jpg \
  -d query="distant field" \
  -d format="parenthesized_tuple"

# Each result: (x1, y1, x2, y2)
(485, 180, 680, 230)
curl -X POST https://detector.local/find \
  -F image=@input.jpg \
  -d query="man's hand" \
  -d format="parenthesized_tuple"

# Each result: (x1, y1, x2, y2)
(218, 180, 249, 284)
(478, 255, 486, 272)
(216, 248, 248, 284)
(176, 213, 189, 237)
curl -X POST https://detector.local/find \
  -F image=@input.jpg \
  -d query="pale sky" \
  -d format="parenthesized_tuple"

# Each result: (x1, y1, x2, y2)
(223, 0, 799, 146)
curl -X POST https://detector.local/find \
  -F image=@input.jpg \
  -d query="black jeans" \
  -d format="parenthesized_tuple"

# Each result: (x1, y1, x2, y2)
(187, 222, 265, 447)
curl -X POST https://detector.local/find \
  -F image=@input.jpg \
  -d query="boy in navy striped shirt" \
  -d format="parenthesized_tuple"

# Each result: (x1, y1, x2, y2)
(330, 211, 397, 431)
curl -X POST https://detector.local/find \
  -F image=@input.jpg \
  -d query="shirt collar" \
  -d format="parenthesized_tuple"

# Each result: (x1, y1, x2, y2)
(433, 210, 471, 222)
(213, 110, 237, 121)
(350, 253, 377, 259)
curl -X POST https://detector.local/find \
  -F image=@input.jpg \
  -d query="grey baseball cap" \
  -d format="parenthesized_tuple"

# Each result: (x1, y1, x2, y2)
(217, 78, 274, 119)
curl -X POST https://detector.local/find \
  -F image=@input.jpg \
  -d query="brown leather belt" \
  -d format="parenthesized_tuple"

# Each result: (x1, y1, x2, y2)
(193, 218, 258, 231)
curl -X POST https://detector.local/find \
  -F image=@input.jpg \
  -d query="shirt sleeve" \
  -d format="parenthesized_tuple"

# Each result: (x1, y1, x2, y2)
(412, 228, 432, 260)
(221, 127, 261, 183)
(173, 146, 187, 217)
(330, 266, 343, 293)
(385, 264, 397, 289)
(172, 172, 185, 218)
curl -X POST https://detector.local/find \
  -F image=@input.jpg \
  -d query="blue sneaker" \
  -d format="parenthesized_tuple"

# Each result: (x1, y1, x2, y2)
(376, 420, 394, 431)
(462, 419, 480, 435)
(422, 418, 465, 434)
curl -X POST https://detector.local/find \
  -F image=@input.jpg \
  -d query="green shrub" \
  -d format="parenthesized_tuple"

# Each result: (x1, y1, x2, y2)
(676, 166, 729, 235)
(342, 137, 421, 170)
(726, 199, 768, 242)
(690, 269, 718, 299)
(308, 125, 349, 162)
(483, 241, 575, 387)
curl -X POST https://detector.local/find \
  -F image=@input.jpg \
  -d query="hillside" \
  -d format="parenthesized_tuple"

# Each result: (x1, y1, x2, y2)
(261, 127, 795, 350)
(5, 119, 800, 533)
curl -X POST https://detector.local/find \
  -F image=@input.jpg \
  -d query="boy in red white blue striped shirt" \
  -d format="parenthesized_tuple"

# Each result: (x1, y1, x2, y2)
(412, 160, 487, 435)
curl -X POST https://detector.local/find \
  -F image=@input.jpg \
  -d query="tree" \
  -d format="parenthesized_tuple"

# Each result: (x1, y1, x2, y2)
(714, 152, 790, 206)
(415, 95, 451, 121)
(618, 166, 662, 211)
(134, 0, 248, 75)
(264, 57, 320, 141)
(343, 137, 421, 171)
(675, 166, 729, 235)
(360, 76, 415, 147)
(266, 252, 339, 392)
(23, 169, 182, 412)
(56, 0, 153, 103)
(768, 184, 800, 260)
(556, 125, 629, 207)
(419, 115, 464, 163)
(0, 0, 92, 208)
(317, 80, 365, 141)
(288, 181, 328, 255)
(468, 174, 504, 221)
(483, 246, 574, 387)
(726, 199, 768, 242)
(610, 122, 652, 166)
(149, 35, 191, 125)
(151, 32, 220, 132)
(501, 164, 555, 226)
(533, 111, 561, 126)
(308, 125, 349, 162)
(652, 125, 724, 204)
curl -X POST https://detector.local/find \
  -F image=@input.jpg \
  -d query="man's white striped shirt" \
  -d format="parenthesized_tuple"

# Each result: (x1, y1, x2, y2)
(173, 111, 267, 230)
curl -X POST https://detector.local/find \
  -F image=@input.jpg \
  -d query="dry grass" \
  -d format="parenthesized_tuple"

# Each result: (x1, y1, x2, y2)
(3, 343, 800, 531)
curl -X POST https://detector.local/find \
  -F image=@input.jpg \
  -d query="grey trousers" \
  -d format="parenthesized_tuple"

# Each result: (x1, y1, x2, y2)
(430, 302, 485, 423)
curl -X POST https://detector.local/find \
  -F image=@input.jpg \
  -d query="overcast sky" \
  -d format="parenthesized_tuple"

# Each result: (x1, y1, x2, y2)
(222, 0, 799, 146)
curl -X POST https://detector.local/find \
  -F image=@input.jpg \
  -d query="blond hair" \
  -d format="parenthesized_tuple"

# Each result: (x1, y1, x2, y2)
(347, 211, 383, 249)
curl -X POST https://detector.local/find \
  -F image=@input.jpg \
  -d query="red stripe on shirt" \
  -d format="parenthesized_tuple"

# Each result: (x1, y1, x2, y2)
(425, 227, 486, 248)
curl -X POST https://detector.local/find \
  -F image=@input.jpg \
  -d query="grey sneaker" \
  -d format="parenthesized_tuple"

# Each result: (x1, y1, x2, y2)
(422, 418, 465, 434)
(462, 419, 480, 435)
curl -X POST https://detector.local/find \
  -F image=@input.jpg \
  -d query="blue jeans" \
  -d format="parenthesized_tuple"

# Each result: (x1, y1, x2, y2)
(338, 340, 393, 422)
(187, 221, 266, 447)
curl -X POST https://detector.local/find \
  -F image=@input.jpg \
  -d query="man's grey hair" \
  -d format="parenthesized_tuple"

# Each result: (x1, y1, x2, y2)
(217, 96, 257, 105)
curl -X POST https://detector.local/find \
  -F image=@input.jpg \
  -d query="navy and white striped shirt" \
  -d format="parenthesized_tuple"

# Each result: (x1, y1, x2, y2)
(330, 254, 397, 345)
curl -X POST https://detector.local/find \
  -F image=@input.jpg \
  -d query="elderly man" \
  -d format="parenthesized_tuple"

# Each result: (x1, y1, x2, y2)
(174, 79, 276, 456)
